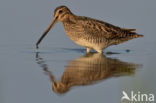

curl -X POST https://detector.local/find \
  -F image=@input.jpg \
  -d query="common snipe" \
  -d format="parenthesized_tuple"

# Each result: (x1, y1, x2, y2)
(36, 5, 143, 53)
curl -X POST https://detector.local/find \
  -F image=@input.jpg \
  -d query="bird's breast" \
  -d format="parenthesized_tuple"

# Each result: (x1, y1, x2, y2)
(62, 22, 84, 40)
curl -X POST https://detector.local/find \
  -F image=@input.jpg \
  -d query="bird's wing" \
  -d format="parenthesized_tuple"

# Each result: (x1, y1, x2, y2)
(121, 28, 136, 32)
(81, 17, 136, 40)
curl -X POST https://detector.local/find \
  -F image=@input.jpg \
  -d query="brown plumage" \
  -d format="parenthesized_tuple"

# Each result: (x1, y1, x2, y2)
(36, 5, 143, 53)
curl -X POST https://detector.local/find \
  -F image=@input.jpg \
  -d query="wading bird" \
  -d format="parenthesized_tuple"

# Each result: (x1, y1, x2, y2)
(36, 6, 143, 53)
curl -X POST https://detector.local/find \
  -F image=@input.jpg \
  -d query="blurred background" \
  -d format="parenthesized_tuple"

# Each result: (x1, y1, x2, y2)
(0, 0, 156, 103)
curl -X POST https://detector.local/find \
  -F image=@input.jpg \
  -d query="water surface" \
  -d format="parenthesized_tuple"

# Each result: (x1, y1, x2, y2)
(0, 0, 156, 103)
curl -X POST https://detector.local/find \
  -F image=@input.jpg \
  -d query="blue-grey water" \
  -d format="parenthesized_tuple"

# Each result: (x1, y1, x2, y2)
(0, 0, 156, 103)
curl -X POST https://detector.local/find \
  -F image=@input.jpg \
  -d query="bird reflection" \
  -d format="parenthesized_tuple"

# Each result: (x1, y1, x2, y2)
(36, 52, 141, 94)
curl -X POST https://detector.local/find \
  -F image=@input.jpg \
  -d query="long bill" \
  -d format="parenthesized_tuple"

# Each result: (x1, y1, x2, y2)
(36, 18, 57, 49)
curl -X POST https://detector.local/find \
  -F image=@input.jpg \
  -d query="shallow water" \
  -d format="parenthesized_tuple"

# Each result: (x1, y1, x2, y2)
(0, 0, 156, 103)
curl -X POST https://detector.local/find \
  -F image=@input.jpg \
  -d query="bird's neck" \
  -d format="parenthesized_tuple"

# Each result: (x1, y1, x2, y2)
(62, 13, 77, 24)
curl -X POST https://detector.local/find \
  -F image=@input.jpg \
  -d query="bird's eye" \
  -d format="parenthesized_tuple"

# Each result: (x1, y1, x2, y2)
(59, 10, 63, 14)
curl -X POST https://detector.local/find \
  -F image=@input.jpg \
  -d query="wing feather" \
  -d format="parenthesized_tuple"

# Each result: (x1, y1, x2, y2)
(80, 16, 136, 40)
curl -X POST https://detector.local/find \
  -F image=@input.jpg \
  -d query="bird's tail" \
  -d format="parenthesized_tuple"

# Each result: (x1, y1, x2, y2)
(130, 32, 143, 38)
(121, 28, 143, 39)
(114, 32, 143, 45)
(121, 33, 143, 43)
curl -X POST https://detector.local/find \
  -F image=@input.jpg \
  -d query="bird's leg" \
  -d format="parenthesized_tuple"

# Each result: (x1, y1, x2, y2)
(86, 48, 92, 53)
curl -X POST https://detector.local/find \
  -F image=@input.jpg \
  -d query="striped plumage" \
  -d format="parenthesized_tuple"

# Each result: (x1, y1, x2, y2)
(36, 5, 143, 53)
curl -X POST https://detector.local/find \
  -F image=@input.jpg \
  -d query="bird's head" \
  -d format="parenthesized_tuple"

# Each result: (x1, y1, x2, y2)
(36, 5, 72, 48)
(54, 5, 72, 22)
